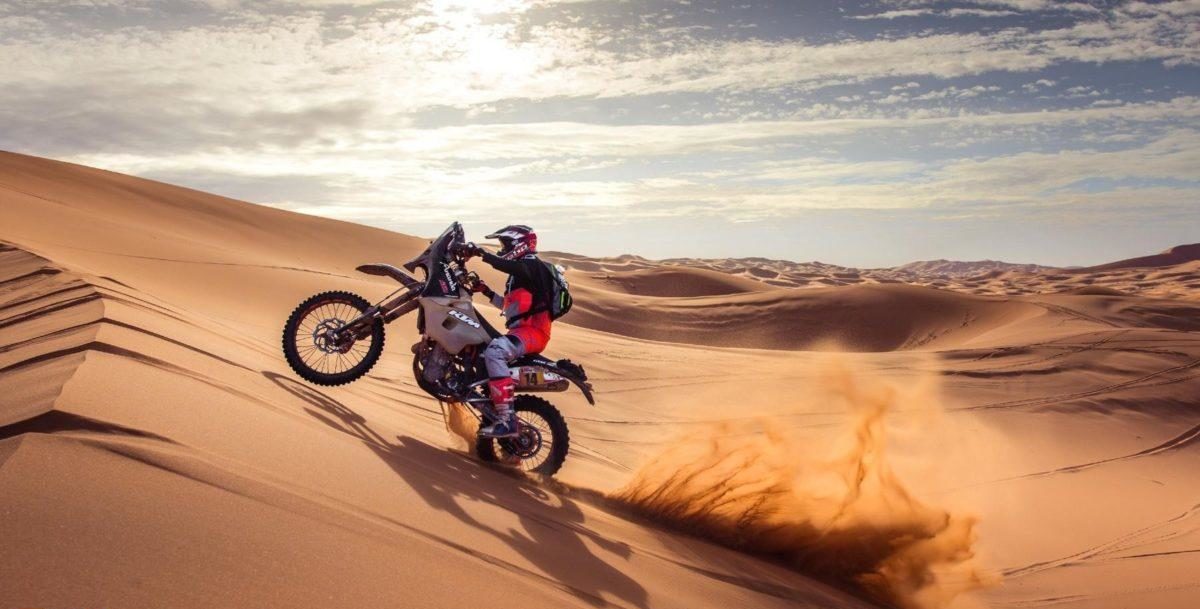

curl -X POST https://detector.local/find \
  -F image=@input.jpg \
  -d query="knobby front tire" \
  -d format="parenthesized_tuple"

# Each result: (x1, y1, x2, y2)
(282, 291, 385, 386)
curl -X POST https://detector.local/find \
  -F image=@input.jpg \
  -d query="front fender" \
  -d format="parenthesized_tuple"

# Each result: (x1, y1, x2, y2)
(356, 263, 421, 288)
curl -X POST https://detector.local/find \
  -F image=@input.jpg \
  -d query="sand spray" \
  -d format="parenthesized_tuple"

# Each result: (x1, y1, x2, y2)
(609, 358, 998, 609)
(442, 400, 480, 451)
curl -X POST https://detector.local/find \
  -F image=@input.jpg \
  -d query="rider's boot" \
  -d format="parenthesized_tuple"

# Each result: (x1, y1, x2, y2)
(479, 377, 519, 438)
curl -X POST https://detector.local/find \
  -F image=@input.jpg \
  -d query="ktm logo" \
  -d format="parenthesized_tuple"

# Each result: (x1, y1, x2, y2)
(447, 310, 481, 329)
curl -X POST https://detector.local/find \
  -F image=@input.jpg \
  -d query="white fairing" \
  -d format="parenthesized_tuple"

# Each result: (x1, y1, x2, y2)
(421, 295, 490, 354)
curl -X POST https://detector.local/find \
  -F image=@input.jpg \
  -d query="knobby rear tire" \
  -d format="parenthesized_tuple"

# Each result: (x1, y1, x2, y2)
(282, 291, 385, 386)
(476, 395, 570, 477)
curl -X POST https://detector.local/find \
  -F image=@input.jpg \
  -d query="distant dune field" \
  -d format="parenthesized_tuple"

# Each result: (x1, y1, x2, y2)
(548, 243, 1200, 301)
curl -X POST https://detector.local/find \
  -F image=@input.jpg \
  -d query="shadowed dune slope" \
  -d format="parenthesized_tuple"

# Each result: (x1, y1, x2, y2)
(565, 280, 1200, 352)
(0, 244, 97, 427)
(564, 265, 777, 297)
(566, 282, 1053, 351)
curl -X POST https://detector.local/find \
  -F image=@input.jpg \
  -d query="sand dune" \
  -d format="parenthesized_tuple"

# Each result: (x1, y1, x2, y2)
(608, 247, 1200, 301)
(0, 152, 877, 609)
(893, 259, 1054, 277)
(3, 151, 1200, 609)
(568, 265, 775, 298)
(565, 282, 1053, 351)
(560, 268, 1199, 351)
(1082, 243, 1200, 272)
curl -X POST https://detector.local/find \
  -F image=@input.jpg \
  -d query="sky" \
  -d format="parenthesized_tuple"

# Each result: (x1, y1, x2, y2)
(1, 0, 1197, 268)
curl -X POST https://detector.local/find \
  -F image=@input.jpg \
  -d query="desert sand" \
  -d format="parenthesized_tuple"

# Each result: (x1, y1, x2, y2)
(3, 150, 1199, 609)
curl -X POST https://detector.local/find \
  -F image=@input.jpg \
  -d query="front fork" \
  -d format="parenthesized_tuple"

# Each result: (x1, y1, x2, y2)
(329, 287, 421, 346)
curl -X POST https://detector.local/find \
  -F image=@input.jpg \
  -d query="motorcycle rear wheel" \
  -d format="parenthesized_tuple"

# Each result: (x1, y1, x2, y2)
(282, 290, 384, 386)
(476, 395, 570, 476)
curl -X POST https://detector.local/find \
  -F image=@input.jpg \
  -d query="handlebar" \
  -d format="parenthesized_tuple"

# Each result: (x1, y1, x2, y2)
(450, 242, 483, 260)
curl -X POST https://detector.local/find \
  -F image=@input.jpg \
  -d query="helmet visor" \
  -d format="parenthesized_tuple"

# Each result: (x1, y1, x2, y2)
(497, 236, 515, 255)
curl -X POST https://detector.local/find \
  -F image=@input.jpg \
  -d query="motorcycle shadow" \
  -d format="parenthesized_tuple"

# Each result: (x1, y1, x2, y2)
(261, 371, 647, 609)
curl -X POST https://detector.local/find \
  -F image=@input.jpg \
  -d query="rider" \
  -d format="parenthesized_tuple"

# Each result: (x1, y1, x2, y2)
(457, 225, 554, 438)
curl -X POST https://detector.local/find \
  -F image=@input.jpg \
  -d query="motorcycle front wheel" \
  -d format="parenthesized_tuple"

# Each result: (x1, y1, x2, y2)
(282, 291, 385, 386)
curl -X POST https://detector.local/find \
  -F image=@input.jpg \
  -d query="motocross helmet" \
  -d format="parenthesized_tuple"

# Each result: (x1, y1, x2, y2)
(485, 224, 537, 260)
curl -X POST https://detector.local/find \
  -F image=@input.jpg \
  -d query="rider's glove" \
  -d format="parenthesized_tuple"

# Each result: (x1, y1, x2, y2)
(457, 242, 483, 259)
(471, 279, 492, 295)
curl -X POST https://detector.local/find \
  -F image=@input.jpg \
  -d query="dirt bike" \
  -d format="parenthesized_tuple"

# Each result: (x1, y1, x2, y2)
(281, 222, 594, 476)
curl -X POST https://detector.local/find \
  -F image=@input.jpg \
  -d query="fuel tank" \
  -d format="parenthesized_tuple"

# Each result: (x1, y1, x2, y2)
(420, 296, 490, 354)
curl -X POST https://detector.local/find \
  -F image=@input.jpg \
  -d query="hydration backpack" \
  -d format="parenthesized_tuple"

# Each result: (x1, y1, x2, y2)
(543, 261, 573, 320)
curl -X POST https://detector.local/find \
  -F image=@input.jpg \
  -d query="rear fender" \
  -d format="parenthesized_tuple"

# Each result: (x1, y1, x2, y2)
(542, 364, 595, 405)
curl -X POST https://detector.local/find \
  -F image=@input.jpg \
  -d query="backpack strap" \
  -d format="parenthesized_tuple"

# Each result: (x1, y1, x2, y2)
(506, 304, 549, 325)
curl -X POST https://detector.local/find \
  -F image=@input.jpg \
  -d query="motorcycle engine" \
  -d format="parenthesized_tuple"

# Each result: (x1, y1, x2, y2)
(421, 342, 452, 385)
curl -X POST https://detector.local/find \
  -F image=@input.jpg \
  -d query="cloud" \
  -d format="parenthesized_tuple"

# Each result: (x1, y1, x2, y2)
(608, 131, 1200, 222)
(323, 97, 1200, 160)
(851, 7, 1020, 19)
(1021, 78, 1056, 92)
(1121, 1, 1200, 17)
(55, 100, 1200, 229)
(1, 0, 1195, 129)
(880, 84, 1002, 104)
(1, 0, 1196, 256)
(850, 9, 934, 19)
(881, 0, 1100, 13)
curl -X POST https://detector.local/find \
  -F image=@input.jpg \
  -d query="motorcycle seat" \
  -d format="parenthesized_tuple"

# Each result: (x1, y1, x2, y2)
(510, 353, 556, 367)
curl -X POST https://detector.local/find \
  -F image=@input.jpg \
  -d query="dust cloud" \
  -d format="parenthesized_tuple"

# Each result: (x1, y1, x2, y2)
(610, 360, 996, 609)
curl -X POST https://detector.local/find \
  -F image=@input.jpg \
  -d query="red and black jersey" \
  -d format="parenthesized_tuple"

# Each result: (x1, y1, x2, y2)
(480, 251, 554, 353)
